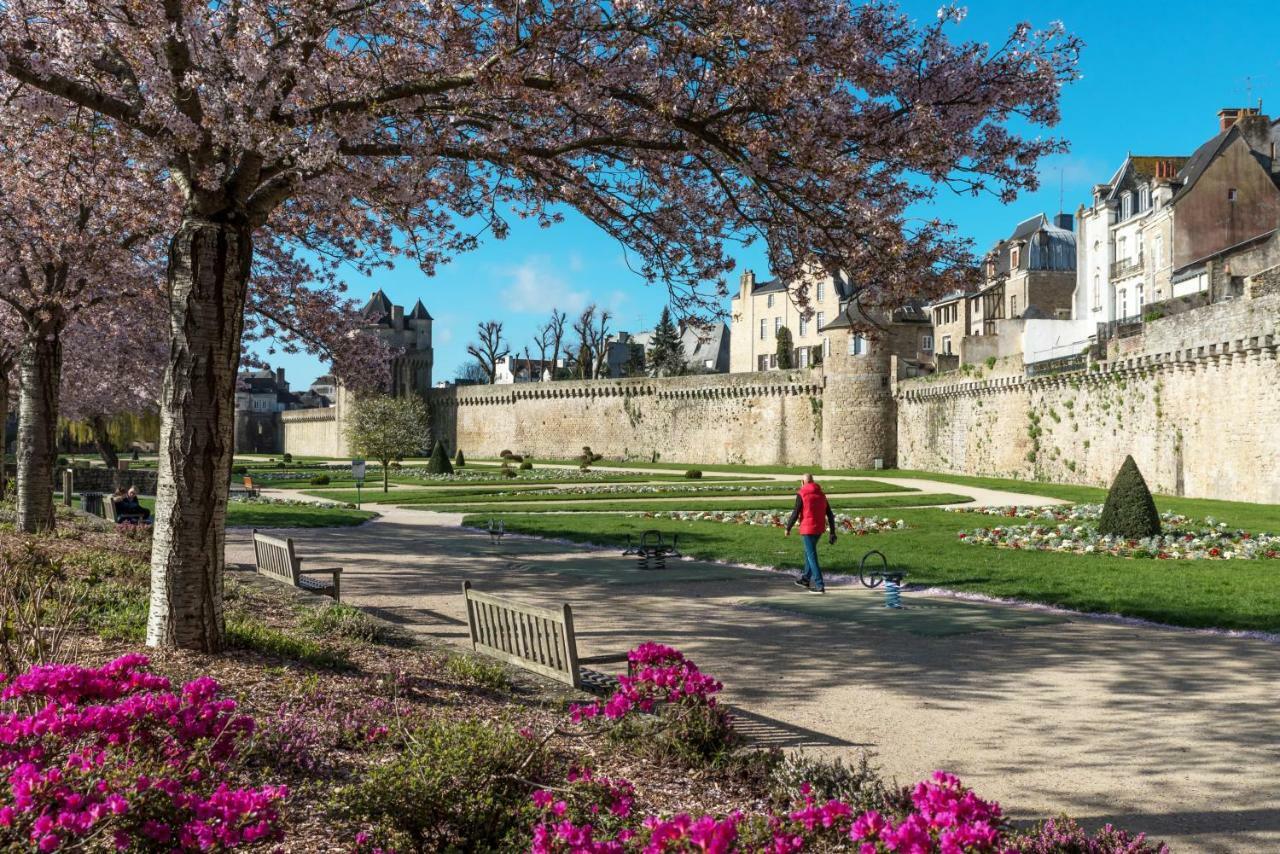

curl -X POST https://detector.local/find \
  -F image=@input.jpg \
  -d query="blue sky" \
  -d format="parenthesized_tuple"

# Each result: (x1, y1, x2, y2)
(255, 1, 1280, 388)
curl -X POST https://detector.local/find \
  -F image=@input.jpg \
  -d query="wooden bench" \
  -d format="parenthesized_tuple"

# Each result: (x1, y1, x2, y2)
(240, 476, 260, 498)
(251, 529, 342, 601)
(462, 581, 627, 690)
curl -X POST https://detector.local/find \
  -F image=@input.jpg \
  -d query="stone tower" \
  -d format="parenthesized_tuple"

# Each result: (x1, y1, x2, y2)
(359, 290, 434, 397)
(817, 305, 898, 469)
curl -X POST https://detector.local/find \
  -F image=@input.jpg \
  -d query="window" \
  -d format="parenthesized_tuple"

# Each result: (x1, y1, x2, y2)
(769, 353, 777, 369)
(759, 318, 766, 340)
(1010, 295, 1018, 317)
(1117, 236, 1127, 261)
(773, 317, 781, 336)
(1154, 233, 1163, 265)
(941, 335, 952, 355)
(767, 294, 775, 308)
(823, 337, 830, 357)
(1136, 284, 1145, 314)
(798, 316, 809, 337)
(848, 334, 867, 356)
(798, 348, 809, 367)
(1139, 185, 1150, 211)
(1093, 274, 1101, 311)
(921, 335, 933, 353)
(1119, 288, 1128, 318)
(1228, 188, 1238, 203)
(1136, 231, 1144, 259)
(816, 280, 825, 303)
(1121, 192, 1133, 219)
(1011, 246, 1020, 269)
(816, 311, 825, 330)
(704, 359, 714, 369)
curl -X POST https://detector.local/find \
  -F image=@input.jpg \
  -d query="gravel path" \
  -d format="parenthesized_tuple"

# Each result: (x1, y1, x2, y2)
(228, 506, 1280, 852)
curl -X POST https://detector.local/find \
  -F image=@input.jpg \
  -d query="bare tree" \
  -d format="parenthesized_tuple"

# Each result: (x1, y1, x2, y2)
(591, 309, 613, 379)
(465, 321, 509, 384)
(572, 306, 596, 379)
(546, 309, 567, 381)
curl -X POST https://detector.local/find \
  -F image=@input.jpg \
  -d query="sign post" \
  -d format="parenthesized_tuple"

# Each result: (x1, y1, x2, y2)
(351, 459, 366, 509)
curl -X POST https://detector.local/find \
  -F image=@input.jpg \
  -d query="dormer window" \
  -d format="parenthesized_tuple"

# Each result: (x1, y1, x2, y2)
(1121, 192, 1133, 220)
(1138, 185, 1150, 211)
(1010, 246, 1021, 269)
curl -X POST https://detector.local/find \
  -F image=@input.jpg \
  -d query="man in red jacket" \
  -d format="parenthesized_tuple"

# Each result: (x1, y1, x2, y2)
(784, 474, 838, 593)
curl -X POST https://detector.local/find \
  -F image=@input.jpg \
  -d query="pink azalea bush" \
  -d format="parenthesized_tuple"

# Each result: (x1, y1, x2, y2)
(525, 770, 1015, 853)
(569, 644, 735, 762)
(0, 655, 286, 851)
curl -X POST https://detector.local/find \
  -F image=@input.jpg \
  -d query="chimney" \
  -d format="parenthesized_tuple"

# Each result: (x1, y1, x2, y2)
(739, 269, 755, 297)
(1218, 106, 1260, 132)
(391, 304, 404, 328)
(1053, 213, 1073, 231)
(275, 367, 286, 388)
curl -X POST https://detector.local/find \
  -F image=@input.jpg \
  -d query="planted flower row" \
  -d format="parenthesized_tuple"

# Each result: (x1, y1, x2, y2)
(959, 523, 1280, 560)
(230, 495, 358, 509)
(945, 503, 1193, 527)
(644, 510, 907, 533)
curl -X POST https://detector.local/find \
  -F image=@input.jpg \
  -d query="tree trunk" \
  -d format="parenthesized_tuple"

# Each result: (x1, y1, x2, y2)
(15, 324, 62, 533)
(146, 215, 252, 653)
(0, 368, 9, 498)
(89, 414, 119, 471)
(382, 458, 389, 493)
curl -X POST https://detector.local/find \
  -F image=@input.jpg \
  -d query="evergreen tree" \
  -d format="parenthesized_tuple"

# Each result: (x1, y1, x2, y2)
(776, 326, 794, 369)
(454, 448, 466, 467)
(427, 439, 454, 475)
(648, 307, 686, 376)
(1097, 455, 1162, 538)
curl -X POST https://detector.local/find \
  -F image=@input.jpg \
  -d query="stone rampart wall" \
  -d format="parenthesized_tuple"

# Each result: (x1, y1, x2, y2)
(281, 409, 348, 459)
(429, 370, 826, 466)
(898, 298, 1280, 503)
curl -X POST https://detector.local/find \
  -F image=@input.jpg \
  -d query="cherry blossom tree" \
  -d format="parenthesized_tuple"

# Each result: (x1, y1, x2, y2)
(0, 97, 172, 532)
(0, 1, 1079, 650)
(0, 305, 18, 497)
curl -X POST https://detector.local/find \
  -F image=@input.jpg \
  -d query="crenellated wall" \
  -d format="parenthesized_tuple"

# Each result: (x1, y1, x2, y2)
(897, 296, 1280, 503)
(429, 371, 829, 466)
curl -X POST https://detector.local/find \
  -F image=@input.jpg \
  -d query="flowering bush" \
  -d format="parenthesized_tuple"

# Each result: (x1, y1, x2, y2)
(0, 655, 286, 851)
(570, 644, 736, 763)
(646, 510, 907, 534)
(1012, 815, 1170, 853)
(525, 770, 1015, 853)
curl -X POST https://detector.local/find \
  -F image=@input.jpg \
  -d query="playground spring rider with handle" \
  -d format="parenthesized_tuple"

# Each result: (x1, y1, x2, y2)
(858, 550, 907, 609)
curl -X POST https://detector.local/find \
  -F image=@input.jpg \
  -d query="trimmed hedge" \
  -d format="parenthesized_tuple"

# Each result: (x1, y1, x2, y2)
(1097, 455, 1161, 538)
(426, 440, 454, 475)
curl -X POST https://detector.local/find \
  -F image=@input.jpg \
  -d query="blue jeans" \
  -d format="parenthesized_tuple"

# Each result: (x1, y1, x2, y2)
(800, 534, 825, 590)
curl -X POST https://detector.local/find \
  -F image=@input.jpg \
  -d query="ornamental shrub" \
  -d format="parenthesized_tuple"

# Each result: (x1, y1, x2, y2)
(685, 470, 703, 479)
(309, 474, 331, 486)
(1012, 815, 1170, 853)
(1097, 455, 1161, 539)
(425, 440, 454, 475)
(0, 656, 286, 852)
(520, 460, 533, 470)
(453, 449, 466, 467)
(769, 751, 897, 817)
(570, 643, 737, 765)
(344, 719, 553, 851)
(499, 449, 513, 459)
(282, 453, 293, 464)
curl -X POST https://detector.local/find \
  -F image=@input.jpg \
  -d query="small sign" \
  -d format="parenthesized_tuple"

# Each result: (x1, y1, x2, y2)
(351, 459, 366, 483)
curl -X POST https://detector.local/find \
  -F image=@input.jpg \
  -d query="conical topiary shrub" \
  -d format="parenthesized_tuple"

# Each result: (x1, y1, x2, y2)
(454, 449, 466, 468)
(426, 440, 454, 475)
(1097, 455, 1161, 538)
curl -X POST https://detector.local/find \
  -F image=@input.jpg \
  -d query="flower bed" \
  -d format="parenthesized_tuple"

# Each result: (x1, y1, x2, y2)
(0, 655, 285, 851)
(230, 495, 358, 509)
(645, 510, 907, 534)
(958, 523, 1280, 560)
(945, 504, 1192, 527)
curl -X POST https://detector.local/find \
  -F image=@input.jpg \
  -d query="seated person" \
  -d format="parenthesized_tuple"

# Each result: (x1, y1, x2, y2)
(115, 486, 152, 524)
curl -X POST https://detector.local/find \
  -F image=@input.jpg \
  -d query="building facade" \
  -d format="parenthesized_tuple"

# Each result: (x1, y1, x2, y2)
(729, 268, 852, 372)
(359, 290, 434, 397)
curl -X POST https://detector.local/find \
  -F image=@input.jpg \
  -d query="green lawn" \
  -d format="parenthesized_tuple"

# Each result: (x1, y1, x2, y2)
(137, 499, 377, 528)
(302, 476, 772, 503)
(464, 503, 1280, 632)
(411, 493, 969, 514)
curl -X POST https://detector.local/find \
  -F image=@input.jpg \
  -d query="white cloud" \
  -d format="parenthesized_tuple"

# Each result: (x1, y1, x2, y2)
(499, 256, 590, 315)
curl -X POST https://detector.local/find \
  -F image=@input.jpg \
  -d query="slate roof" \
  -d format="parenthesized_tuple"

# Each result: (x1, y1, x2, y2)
(360, 289, 394, 325)
(409, 299, 433, 321)
(986, 213, 1076, 273)
(818, 298, 929, 332)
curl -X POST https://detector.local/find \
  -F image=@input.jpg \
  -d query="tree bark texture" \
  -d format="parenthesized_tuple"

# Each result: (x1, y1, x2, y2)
(15, 326, 62, 533)
(0, 369, 9, 498)
(89, 414, 119, 471)
(146, 215, 252, 653)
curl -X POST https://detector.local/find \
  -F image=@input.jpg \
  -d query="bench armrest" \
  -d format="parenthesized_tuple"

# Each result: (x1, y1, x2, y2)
(578, 652, 629, 665)
(298, 566, 343, 575)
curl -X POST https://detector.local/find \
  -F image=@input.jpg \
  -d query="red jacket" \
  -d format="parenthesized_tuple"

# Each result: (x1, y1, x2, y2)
(790, 482, 833, 536)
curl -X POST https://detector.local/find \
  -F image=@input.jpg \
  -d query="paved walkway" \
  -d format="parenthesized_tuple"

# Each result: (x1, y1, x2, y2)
(228, 507, 1280, 852)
